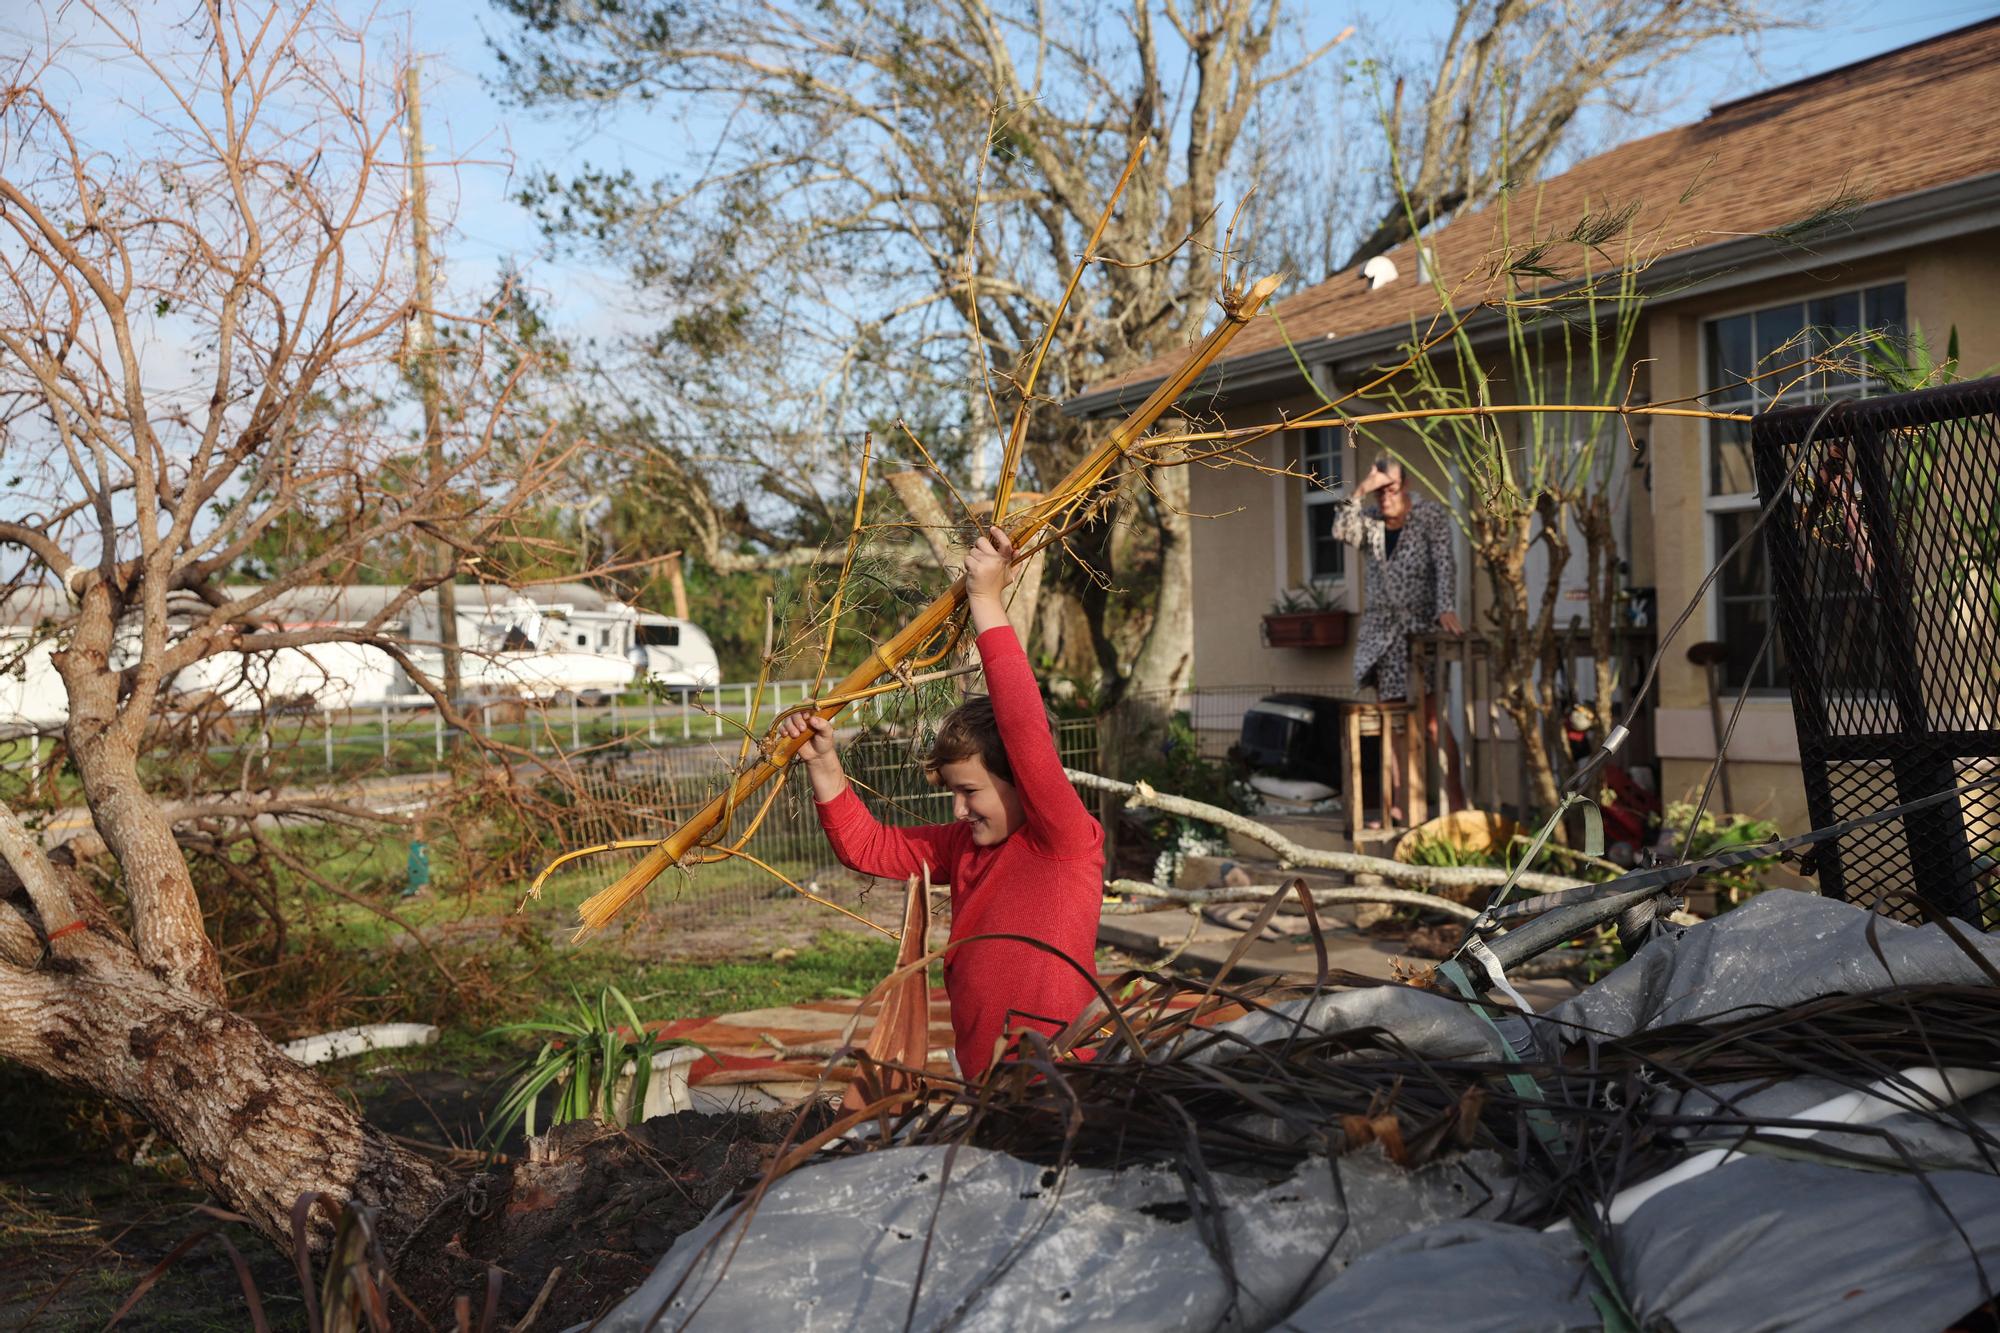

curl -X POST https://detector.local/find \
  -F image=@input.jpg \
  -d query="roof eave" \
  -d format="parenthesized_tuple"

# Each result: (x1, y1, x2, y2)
(1064, 170, 2000, 418)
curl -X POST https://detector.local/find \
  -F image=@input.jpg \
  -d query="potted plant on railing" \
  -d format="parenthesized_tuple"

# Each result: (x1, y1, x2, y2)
(1262, 584, 1350, 648)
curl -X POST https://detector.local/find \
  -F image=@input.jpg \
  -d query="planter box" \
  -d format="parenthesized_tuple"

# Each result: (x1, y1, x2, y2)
(1262, 610, 1350, 649)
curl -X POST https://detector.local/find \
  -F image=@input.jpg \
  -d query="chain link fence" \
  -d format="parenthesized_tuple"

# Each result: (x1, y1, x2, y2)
(545, 718, 1101, 926)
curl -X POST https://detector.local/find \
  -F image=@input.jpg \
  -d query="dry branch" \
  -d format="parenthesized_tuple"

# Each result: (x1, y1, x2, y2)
(1103, 878, 1482, 922)
(570, 274, 1285, 934)
(1068, 770, 1583, 896)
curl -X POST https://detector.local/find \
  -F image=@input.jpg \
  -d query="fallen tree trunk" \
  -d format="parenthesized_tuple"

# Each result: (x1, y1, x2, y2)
(1103, 878, 1482, 922)
(1068, 770, 1584, 897)
(0, 869, 450, 1250)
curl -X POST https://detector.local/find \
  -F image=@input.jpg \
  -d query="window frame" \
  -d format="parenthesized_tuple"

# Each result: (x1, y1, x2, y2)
(1700, 279, 1905, 693)
(1300, 424, 1347, 586)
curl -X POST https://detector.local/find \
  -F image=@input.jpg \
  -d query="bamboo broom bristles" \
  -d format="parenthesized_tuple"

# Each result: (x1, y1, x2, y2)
(572, 274, 1283, 936)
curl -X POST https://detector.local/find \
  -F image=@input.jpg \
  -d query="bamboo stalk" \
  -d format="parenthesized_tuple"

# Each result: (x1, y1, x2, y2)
(572, 273, 1284, 935)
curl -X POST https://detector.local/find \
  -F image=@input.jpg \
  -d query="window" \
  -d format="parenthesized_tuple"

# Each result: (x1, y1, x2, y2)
(1301, 426, 1346, 583)
(575, 633, 589, 648)
(1703, 282, 1905, 690)
(637, 622, 681, 648)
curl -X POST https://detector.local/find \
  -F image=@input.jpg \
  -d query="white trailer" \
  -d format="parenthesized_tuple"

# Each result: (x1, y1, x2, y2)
(0, 630, 66, 734)
(630, 613, 721, 692)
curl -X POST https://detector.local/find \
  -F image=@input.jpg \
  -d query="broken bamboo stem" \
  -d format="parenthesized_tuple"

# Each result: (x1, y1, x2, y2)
(572, 274, 1285, 935)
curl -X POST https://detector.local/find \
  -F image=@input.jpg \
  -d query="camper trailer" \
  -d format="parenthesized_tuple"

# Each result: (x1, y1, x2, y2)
(1, 582, 727, 725)
(629, 613, 721, 694)
(0, 628, 65, 734)
(431, 593, 637, 703)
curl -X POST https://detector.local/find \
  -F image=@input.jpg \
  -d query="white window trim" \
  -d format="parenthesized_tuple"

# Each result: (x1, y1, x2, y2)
(1300, 423, 1349, 589)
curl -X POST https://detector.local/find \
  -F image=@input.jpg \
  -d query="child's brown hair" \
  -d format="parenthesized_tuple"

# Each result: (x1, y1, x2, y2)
(924, 695, 1013, 785)
(926, 692, 1058, 787)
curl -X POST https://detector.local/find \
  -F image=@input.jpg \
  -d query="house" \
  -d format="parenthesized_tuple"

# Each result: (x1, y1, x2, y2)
(1066, 18, 2000, 833)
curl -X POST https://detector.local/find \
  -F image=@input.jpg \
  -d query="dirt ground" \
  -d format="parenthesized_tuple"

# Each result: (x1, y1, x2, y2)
(395, 1107, 834, 1329)
(0, 888, 901, 1332)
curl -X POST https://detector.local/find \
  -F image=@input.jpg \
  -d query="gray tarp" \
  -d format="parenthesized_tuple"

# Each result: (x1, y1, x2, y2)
(585, 1145, 1507, 1331)
(580, 892, 2000, 1331)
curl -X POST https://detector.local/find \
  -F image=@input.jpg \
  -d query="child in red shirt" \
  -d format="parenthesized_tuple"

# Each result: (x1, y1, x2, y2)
(779, 526, 1105, 1080)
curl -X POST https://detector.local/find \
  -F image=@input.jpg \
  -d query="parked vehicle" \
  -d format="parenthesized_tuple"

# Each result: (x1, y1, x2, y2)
(629, 613, 722, 694)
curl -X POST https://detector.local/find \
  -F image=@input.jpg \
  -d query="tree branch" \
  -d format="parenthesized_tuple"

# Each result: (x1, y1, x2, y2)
(1068, 769, 1583, 895)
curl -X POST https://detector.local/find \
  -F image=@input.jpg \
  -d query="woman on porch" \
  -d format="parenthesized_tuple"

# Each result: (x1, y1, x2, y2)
(1335, 459, 1467, 824)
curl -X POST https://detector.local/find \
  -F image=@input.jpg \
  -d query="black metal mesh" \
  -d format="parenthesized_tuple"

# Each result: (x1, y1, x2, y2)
(1753, 377, 2000, 927)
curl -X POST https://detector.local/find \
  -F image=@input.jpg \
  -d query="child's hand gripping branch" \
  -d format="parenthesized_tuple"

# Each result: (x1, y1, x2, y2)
(779, 523, 1105, 1080)
(780, 712, 847, 804)
(962, 523, 1019, 635)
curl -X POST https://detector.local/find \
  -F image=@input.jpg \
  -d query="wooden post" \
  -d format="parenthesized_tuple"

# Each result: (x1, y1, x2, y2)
(404, 63, 461, 720)
(1407, 644, 1430, 824)
(1343, 705, 1363, 843)
(1460, 635, 1477, 809)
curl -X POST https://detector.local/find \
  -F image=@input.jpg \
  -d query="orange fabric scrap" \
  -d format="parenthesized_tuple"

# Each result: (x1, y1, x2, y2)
(841, 871, 932, 1115)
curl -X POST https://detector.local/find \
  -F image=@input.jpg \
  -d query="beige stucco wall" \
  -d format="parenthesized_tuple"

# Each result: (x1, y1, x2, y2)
(1185, 387, 1347, 690)
(1645, 226, 2000, 833)
(1185, 224, 2000, 830)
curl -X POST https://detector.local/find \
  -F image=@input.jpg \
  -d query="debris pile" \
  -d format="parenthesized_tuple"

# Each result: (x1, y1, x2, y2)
(582, 892, 2000, 1330)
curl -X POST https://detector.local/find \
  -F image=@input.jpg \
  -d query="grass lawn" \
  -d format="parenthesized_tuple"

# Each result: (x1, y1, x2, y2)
(234, 820, 901, 1071)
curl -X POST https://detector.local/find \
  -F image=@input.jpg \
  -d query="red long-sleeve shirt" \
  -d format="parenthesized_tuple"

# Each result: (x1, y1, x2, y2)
(815, 625, 1104, 1079)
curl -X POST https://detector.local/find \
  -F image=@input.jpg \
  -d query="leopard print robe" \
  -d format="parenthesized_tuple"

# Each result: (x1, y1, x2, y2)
(1331, 495, 1456, 701)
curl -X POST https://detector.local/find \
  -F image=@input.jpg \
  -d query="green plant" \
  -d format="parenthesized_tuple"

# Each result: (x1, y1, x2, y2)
(1127, 713, 1248, 816)
(1270, 583, 1338, 615)
(1399, 830, 1615, 880)
(1864, 322, 1960, 392)
(485, 985, 682, 1143)
(1659, 802, 1781, 906)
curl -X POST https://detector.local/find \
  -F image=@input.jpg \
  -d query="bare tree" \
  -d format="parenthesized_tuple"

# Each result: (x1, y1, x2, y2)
(0, 1, 599, 1250)
(492, 0, 1352, 698)
(491, 0, 1791, 699)
(1339, 0, 1793, 271)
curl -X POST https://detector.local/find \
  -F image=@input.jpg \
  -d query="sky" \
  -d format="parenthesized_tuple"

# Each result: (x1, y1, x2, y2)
(395, 0, 2000, 345)
(5, 0, 1991, 354)
(1, 0, 1993, 450)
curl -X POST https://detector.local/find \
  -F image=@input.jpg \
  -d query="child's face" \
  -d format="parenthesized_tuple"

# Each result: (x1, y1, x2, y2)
(937, 755, 1025, 847)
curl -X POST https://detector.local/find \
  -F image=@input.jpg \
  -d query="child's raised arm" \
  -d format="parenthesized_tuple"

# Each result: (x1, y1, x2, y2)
(964, 528, 1099, 856)
(782, 712, 960, 882)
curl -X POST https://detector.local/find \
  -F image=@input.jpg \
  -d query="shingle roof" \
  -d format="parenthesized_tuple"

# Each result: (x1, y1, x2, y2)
(1073, 17, 2000, 410)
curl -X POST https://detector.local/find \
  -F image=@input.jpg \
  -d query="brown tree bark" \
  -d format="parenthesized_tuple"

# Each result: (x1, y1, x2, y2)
(1579, 492, 1620, 746)
(0, 888, 449, 1249)
(1, 577, 455, 1252)
(1125, 460, 1194, 701)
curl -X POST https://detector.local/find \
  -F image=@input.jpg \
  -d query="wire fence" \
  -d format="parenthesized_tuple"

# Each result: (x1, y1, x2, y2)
(538, 717, 1102, 927)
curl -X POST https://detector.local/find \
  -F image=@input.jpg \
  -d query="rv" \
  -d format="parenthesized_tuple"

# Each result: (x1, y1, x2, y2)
(629, 613, 722, 694)
(2, 582, 726, 724)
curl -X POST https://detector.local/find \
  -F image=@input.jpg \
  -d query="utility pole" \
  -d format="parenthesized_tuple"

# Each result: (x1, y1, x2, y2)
(404, 60, 462, 718)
